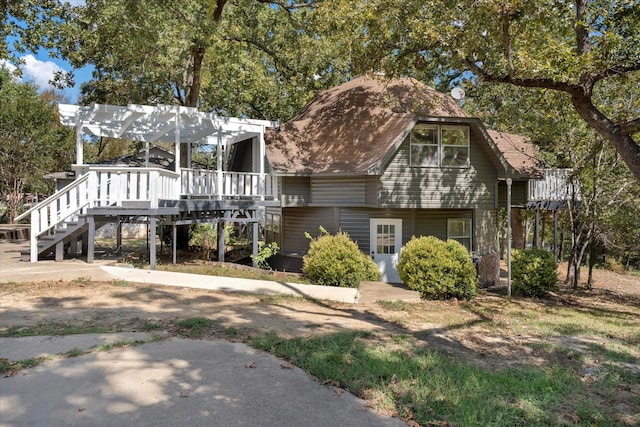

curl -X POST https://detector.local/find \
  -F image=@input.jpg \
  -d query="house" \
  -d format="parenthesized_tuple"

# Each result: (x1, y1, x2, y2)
(18, 76, 566, 287)
(264, 75, 543, 285)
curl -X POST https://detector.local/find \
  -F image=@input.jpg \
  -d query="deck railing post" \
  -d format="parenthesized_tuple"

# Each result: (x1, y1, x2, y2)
(149, 170, 158, 208)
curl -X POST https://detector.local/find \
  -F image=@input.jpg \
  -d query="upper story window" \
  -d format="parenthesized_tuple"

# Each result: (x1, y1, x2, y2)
(410, 124, 470, 168)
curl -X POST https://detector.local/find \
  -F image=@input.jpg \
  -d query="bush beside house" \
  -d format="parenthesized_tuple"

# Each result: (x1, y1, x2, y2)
(303, 228, 381, 288)
(397, 236, 478, 300)
(512, 248, 558, 297)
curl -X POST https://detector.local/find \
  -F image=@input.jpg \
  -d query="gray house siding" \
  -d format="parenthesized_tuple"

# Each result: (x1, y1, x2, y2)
(379, 127, 497, 209)
(280, 207, 338, 253)
(280, 206, 493, 255)
(498, 180, 529, 207)
(311, 177, 366, 205)
(281, 177, 311, 206)
(339, 208, 414, 254)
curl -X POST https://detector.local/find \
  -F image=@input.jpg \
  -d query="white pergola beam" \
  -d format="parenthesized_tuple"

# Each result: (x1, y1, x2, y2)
(58, 103, 278, 167)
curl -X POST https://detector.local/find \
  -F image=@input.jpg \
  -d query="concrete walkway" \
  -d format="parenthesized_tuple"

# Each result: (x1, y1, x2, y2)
(0, 335, 405, 427)
(101, 266, 360, 303)
(0, 238, 416, 426)
(1, 239, 419, 304)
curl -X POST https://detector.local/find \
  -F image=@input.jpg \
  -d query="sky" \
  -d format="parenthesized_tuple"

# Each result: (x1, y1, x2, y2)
(1, 0, 91, 103)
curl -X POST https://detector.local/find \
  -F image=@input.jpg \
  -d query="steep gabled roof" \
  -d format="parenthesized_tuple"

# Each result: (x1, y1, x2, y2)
(486, 130, 542, 178)
(265, 75, 468, 175)
(265, 75, 541, 178)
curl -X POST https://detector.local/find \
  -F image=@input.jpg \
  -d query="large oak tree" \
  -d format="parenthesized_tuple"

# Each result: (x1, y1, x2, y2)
(319, 0, 640, 180)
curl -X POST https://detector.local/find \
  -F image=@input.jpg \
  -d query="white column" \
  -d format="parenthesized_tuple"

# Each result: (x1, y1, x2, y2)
(259, 128, 265, 201)
(174, 109, 181, 173)
(216, 129, 223, 200)
(75, 113, 83, 165)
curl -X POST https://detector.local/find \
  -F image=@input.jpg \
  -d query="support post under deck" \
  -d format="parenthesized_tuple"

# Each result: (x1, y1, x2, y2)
(87, 216, 95, 263)
(149, 217, 157, 270)
(252, 214, 259, 268)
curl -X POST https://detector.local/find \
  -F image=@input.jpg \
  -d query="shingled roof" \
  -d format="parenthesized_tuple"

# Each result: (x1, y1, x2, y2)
(486, 130, 542, 178)
(265, 75, 468, 175)
(265, 75, 540, 178)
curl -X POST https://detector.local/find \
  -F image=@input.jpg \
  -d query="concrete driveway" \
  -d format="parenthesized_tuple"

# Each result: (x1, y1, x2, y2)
(0, 238, 412, 426)
(0, 334, 404, 426)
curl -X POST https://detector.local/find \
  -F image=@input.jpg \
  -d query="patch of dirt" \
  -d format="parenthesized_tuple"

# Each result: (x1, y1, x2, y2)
(1, 266, 639, 423)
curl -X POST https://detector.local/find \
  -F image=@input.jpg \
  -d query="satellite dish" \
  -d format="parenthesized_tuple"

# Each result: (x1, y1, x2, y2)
(451, 87, 465, 100)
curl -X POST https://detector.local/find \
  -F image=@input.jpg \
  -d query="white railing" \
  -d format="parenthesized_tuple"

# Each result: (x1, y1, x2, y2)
(15, 174, 93, 262)
(181, 168, 278, 199)
(74, 166, 180, 208)
(16, 166, 278, 262)
(528, 168, 578, 201)
(15, 166, 181, 262)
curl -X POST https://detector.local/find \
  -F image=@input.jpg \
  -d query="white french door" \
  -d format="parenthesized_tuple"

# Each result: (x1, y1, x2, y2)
(370, 218, 403, 283)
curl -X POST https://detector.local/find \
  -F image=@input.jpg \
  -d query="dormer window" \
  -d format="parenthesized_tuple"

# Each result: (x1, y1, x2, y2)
(410, 124, 470, 168)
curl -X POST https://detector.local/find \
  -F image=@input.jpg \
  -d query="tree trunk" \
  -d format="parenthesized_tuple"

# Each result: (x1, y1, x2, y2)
(587, 240, 596, 289)
(571, 92, 640, 182)
(511, 208, 524, 250)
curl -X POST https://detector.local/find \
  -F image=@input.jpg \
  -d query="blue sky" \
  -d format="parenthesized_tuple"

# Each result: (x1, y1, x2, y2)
(1, 50, 93, 103)
(1, 0, 90, 103)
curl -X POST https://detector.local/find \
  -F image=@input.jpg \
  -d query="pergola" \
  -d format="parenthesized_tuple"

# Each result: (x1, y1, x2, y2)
(47, 103, 280, 268)
(58, 103, 278, 173)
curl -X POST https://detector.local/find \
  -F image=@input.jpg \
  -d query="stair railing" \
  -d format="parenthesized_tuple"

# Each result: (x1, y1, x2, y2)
(15, 173, 95, 262)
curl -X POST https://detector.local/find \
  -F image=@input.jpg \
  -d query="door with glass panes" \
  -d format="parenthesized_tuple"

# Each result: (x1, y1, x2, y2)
(370, 218, 402, 283)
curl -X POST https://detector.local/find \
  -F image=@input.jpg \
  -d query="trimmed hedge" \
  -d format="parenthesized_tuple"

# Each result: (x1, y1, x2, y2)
(303, 229, 381, 288)
(397, 236, 477, 300)
(512, 248, 558, 297)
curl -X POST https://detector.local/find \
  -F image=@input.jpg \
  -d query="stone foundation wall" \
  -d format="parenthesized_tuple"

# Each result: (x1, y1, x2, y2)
(476, 252, 500, 287)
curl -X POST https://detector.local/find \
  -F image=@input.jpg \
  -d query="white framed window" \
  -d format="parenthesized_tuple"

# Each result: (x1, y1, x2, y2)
(410, 124, 439, 167)
(410, 124, 469, 168)
(447, 218, 472, 252)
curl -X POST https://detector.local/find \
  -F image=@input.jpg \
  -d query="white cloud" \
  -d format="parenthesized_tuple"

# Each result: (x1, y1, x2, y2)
(20, 54, 65, 91)
(0, 59, 17, 73)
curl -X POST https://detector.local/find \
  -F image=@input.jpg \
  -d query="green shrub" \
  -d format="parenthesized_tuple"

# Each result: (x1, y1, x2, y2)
(189, 223, 235, 249)
(603, 257, 625, 274)
(303, 228, 380, 288)
(361, 252, 383, 282)
(251, 241, 279, 270)
(397, 236, 477, 300)
(511, 248, 558, 297)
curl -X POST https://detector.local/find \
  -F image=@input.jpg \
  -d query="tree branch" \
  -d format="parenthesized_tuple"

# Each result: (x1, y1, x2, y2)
(500, 4, 514, 77)
(222, 36, 298, 75)
(585, 62, 640, 89)
(575, 0, 590, 55)
(621, 117, 640, 134)
(465, 60, 583, 95)
(253, 0, 321, 12)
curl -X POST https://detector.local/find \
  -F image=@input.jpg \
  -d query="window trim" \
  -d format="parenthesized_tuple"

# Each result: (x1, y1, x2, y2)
(410, 124, 470, 168)
(447, 218, 472, 252)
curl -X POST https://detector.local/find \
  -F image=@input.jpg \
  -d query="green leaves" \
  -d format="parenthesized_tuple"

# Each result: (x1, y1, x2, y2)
(0, 69, 74, 221)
